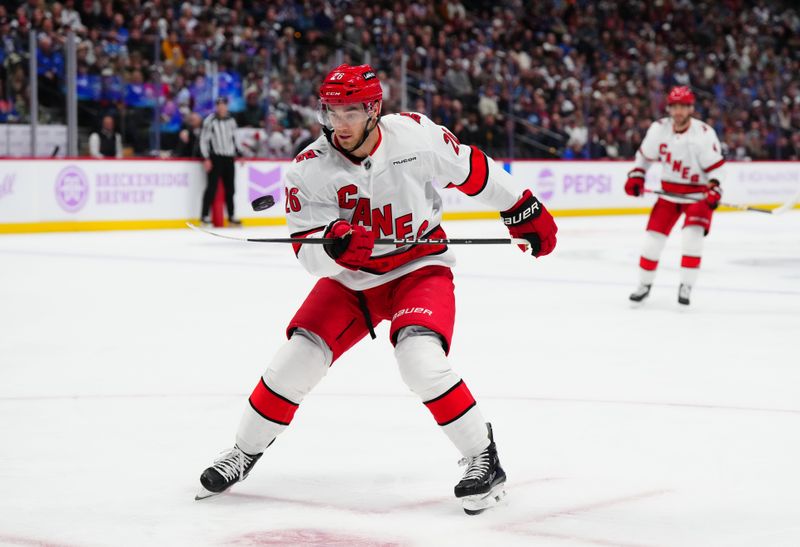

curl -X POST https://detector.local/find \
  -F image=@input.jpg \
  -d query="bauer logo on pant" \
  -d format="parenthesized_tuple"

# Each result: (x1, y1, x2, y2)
(392, 307, 434, 321)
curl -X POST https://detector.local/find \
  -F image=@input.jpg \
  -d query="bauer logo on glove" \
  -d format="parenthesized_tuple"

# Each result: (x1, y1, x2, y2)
(502, 200, 541, 225)
(500, 189, 557, 257)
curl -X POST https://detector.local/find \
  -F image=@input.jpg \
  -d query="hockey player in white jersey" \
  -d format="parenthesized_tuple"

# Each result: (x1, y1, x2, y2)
(625, 86, 725, 305)
(196, 64, 558, 514)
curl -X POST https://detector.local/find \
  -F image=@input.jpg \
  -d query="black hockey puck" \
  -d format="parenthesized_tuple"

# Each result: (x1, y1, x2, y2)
(251, 195, 276, 211)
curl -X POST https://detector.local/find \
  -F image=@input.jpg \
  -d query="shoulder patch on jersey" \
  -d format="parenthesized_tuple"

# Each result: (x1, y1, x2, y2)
(294, 149, 319, 163)
(398, 112, 423, 125)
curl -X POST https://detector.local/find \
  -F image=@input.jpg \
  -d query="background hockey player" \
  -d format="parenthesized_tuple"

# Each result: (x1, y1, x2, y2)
(196, 64, 558, 515)
(624, 86, 726, 305)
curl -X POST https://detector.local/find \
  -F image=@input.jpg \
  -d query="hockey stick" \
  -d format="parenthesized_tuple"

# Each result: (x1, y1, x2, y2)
(186, 222, 529, 246)
(771, 185, 800, 215)
(644, 189, 775, 214)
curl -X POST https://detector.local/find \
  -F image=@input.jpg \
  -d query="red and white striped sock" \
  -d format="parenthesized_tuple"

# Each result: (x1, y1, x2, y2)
(639, 231, 667, 285)
(236, 330, 331, 455)
(395, 334, 490, 458)
(680, 226, 704, 286)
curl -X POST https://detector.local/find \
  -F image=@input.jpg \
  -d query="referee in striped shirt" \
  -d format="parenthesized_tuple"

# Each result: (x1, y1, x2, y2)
(200, 96, 241, 225)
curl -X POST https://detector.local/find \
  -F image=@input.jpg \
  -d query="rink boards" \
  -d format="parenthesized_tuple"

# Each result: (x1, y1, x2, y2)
(0, 158, 797, 233)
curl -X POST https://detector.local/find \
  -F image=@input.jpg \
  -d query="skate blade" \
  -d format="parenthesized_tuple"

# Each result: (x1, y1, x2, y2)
(195, 486, 220, 501)
(461, 484, 507, 515)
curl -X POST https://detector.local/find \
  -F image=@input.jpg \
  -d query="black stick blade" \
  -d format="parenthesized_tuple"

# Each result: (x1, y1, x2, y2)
(251, 195, 276, 211)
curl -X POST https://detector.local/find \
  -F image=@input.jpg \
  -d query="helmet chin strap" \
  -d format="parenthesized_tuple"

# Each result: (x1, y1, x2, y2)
(323, 114, 380, 160)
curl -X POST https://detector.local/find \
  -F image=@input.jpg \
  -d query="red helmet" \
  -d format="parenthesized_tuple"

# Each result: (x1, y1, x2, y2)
(667, 86, 695, 105)
(319, 64, 382, 106)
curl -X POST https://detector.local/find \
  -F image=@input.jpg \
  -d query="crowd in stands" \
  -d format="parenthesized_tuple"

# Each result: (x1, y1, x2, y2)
(0, 0, 799, 159)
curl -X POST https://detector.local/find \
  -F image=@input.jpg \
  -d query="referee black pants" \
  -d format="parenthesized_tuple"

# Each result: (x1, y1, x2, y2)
(202, 155, 236, 219)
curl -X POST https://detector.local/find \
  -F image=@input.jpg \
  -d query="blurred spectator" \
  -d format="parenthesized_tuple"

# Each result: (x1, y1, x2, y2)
(565, 114, 588, 156)
(88, 115, 123, 158)
(162, 32, 185, 68)
(36, 34, 64, 109)
(444, 58, 473, 101)
(1, 0, 796, 159)
(478, 87, 500, 118)
(237, 88, 265, 128)
(477, 115, 505, 158)
(292, 123, 322, 157)
(174, 112, 203, 158)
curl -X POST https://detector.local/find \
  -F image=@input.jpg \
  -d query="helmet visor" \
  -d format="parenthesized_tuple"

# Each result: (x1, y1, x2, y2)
(317, 101, 379, 130)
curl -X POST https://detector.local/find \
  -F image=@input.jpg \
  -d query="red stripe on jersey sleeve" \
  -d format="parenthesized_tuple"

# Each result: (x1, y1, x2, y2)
(290, 226, 325, 256)
(248, 378, 299, 426)
(703, 159, 725, 173)
(445, 146, 489, 197)
(423, 380, 476, 426)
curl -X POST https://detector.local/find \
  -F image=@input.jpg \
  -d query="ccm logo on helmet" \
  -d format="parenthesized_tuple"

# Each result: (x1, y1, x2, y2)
(363, 71, 376, 80)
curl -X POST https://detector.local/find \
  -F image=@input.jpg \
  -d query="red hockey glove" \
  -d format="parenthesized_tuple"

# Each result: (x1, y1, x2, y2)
(705, 179, 722, 210)
(323, 219, 374, 270)
(624, 169, 645, 196)
(501, 189, 557, 257)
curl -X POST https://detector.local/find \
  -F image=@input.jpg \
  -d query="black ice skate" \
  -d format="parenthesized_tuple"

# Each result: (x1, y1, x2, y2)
(629, 283, 652, 302)
(454, 423, 507, 515)
(678, 283, 692, 305)
(195, 445, 263, 500)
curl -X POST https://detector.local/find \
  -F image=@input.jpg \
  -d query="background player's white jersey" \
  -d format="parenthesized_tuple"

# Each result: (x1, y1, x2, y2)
(633, 117, 726, 203)
(284, 112, 521, 290)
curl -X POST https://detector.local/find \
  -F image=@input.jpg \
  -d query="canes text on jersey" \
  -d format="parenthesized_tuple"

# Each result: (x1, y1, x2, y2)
(659, 143, 701, 183)
(337, 184, 419, 239)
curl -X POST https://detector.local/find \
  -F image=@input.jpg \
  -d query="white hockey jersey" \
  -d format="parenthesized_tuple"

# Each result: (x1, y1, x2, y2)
(632, 117, 726, 203)
(283, 112, 521, 291)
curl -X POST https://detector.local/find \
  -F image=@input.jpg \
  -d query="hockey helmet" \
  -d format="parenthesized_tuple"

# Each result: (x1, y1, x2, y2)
(667, 86, 696, 106)
(319, 64, 383, 106)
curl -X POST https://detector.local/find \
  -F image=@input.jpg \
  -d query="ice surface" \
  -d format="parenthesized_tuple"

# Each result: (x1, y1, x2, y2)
(1, 212, 799, 546)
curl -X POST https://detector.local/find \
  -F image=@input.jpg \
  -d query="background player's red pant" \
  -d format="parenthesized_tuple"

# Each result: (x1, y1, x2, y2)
(287, 266, 456, 363)
(646, 197, 715, 235)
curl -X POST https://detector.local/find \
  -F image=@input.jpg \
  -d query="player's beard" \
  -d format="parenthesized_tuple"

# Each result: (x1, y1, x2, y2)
(337, 117, 377, 154)
(672, 112, 690, 131)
